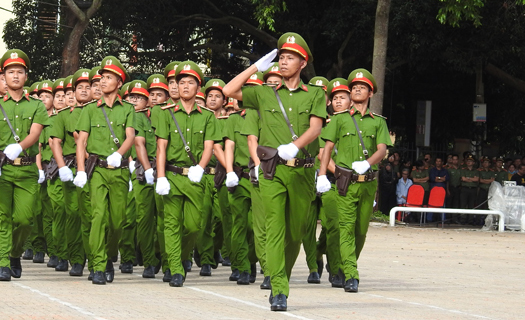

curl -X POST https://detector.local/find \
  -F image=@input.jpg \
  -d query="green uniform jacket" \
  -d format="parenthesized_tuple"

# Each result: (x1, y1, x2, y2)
(0, 92, 48, 156)
(49, 106, 77, 156)
(133, 108, 156, 160)
(478, 168, 496, 190)
(241, 80, 327, 158)
(240, 109, 260, 138)
(75, 96, 135, 159)
(320, 107, 391, 171)
(153, 101, 221, 166)
(412, 169, 430, 192)
(446, 165, 462, 187)
(40, 113, 56, 162)
(461, 167, 479, 188)
(223, 110, 249, 167)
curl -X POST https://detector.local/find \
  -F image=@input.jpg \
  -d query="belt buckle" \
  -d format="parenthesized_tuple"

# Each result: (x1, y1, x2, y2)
(182, 167, 190, 175)
(209, 167, 216, 175)
(357, 175, 366, 182)
(286, 158, 296, 167)
(107, 164, 115, 169)
(13, 158, 22, 166)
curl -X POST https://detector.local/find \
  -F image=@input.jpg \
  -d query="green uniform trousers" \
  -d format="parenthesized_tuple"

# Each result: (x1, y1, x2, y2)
(229, 176, 256, 273)
(63, 178, 84, 265)
(197, 174, 216, 266)
(318, 185, 342, 275)
(47, 177, 68, 260)
(155, 193, 168, 273)
(337, 180, 377, 280)
(260, 165, 316, 297)
(0, 164, 39, 267)
(120, 183, 136, 264)
(28, 183, 48, 254)
(163, 173, 204, 276)
(303, 197, 320, 273)
(251, 183, 267, 276)
(133, 177, 159, 268)
(78, 182, 92, 270)
(89, 167, 129, 272)
(217, 185, 232, 259)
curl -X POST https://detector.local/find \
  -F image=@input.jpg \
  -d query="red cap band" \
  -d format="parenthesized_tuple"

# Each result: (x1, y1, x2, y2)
(3, 57, 27, 68)
(351, 78, 374, 91)
(281, 43, 308, 61)
(103, 64, 126, 82)
(130, 87, 149, 97)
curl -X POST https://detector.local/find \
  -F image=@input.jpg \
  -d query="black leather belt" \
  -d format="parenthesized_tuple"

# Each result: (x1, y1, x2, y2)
(349, 171, 378, 183)
(6, 156, 36, 166)
(166, 163, 190, 175)
(204, 167, 216, 175)
(277, 157, 315, 168)
(97, 159, 129, 169)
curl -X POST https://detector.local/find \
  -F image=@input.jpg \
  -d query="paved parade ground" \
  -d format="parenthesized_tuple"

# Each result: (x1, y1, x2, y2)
(3, 223, 524, 320)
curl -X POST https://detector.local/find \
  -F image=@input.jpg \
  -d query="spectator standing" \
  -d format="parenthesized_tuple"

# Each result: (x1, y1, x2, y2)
(379, 162, 397, 216)
(510, 164, 525, 186)
(396, 168, 413, 221)
(460, 155, 479, 224)
(428, 157, 449, 222)
(494, 157, 507, 185)
(445, 154, 462, 209)
(411, 160, 430, 205)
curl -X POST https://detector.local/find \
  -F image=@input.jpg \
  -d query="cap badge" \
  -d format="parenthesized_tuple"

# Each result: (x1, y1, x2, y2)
(82, 72, 89, 77)
(212, 81, 219, 86)
(316, 80, 323, 86)
(105, 59, 113, 66)
(183, 64, 191, 71)
(334, 81, 340, 87)
(10, 52, 18, 59)
(135, 83, 141, 88)
(286, 36, 296, 44)
(271, 66, 279, 72)
(250, 74, 258, 80)
(60, 81, 64, 86)
(153, 78, 160, 83)
(355, 72, 364, 79)
(43, 83, 48, 88)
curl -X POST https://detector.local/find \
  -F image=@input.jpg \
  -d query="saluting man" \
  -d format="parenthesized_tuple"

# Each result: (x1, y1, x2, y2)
(0, 50, 49, 281)
(154, 61, 221, 287)
(224, 32, 327, 311)
(73, 56, 135, 285)
(317, 69, 392, 293)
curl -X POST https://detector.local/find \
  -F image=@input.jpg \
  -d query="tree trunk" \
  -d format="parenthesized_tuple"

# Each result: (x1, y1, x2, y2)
(485, 63, 525, 94)
(370, 0, 391, 115)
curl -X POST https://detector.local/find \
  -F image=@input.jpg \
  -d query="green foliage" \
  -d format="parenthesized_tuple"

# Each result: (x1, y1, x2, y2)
(437, 0, 525, 27)
(250, 0, 287, 31)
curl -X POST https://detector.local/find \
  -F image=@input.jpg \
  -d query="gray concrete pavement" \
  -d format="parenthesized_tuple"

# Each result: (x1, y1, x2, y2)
(3, 223, 524, 320)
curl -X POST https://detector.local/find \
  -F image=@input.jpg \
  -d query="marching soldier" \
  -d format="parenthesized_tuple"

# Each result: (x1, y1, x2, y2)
(73, 56, 135, 285)
(224, 32, 327, 311)
(0, 50, 48, 281)
(90, 66, 102, 101)
(317, 69, 392, 293)
(154, 61, 221, 287)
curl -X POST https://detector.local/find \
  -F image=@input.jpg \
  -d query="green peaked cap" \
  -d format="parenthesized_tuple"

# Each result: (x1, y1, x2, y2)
(308, 76, 329, 92)
(99, 56, 129, 83)
(164, 61, 181, 80)
(347, 68, 377, 93)
(38, 80, 53, 94)
(72, 68, 91, 88)
(326, 78, 350, 97)
(129, 80, 149, 97)
(147, 74, 169, 92)
(119, 82, 131, 98)
(175, 61, 204, 85)
(277, 32, 313, 63)
(204, 78, 226, 95)
(0, 49, 31, 71)
(52, 78, 66, 93)
(89, 66, 101, 83)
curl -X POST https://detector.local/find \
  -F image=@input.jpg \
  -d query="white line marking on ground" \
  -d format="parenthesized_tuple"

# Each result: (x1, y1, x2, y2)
(361, 292, 499, 320)
(12, 282, 108, 320)
(135, 274, 314, 320)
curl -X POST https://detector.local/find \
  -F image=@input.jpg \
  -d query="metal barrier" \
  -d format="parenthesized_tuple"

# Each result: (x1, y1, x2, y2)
(389, 207, 506, 232)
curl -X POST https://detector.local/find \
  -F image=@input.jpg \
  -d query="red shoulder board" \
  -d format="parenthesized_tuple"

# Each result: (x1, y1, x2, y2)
(97, 99, 102, 107)
(174, 105, 179, 112)
(241, 109, 246, 116)
(197, 106, 202, 113)
(368, 110, 374, 118)
(350, 108, 356, 116)
(3, 95, 8, 102)
(301, 84, 308, 92)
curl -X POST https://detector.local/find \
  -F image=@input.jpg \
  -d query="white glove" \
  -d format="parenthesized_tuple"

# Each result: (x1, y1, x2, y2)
(226, 172, 239, 188)
(106, 152, 122, 167)
(188, 165, 204, 183)
(73, 171, 87, 188)
(277, 142, 299, 161)
(351, 160, 370, 175)
(316, 175, 331, 193)
(129, 180, 133, 192)
(38, 170, 45, 184)
(156, 177, 170, 195)
(254, 165, 259, 181)
(0, 168, 2, 177)
(129, 161, 136, 174)
(145, 168, 155, 185)
(58, 166, 74, 182)
(4, 143, 23, 160)
(254, 49, 278, 72)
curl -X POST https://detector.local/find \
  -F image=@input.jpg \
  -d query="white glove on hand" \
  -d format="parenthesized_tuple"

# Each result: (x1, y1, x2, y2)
(277, 142, 299, 161)
(106, 152, 122, 167)
(59, 166, 74, 182)
(129, 161, 136, 175)
(316, 175, 331, 193)
(145, 168, 155, 185)
(188, 165, 204, 183)
(129, 180, 133, 192)
(4, 143, 23, 160)
(0, 168, 2, 177)
(254, 49, 278, 72)
(156, 177, 170, 195)
(351, 160, 370, 175)
(73, 171, 87, 188)
(38, 170, 45, 184)
(226, 172, 239, 188)
(254, 165, 259, 181)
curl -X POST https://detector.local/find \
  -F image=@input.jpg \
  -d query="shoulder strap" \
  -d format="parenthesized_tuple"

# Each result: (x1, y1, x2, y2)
(272, 87, 311, 158)
(350, 111, 369, 160)
(167, 109, 198, 165)
(100, 106, 121, 149)
(0, 102, 29, 156)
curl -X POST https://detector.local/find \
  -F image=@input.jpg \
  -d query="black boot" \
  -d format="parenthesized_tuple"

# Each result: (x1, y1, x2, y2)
(270, 293, 287, 311)
(87, 270, 94, 281)
(92, 271, 106, 285)
(142, 266, 155, 278)
(105, 260, 115, 283)
(121, 261, 133, 274)
(33, 251, 45, 263)
(22, 249, 33, 260)
(229, 269, 240, 281)
(193, 249, 201, 268)
(317, 259, 324, 278)
(331, 271, 344, 288)
(250, 263, 257, 283)
(0, 267, 11, 281)
(307, 271, 320, 284)
(55, 259, 69, 271)
(69, 263, 84, 276)
(162, 269, 172, 282)
(10, 257, 22, 278)
(213, 251, 223, 269)
(47, 255, 58, 268)
(182, 260, 192, 273)
(169, 273, 185, 287)
(344, 278, 359, 293)
(222, 256, 231, 266)
(237, 271, 250, 285)
(200, 264, 212, 276)
(260, 276, 271, 290)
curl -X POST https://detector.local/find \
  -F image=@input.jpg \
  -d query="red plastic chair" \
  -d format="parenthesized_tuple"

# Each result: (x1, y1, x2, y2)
(424, 186, 447, 226)
(398, 184, 424, 221)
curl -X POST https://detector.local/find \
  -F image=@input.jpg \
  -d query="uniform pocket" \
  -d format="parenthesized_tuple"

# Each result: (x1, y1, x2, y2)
(263, 108, 283, 127)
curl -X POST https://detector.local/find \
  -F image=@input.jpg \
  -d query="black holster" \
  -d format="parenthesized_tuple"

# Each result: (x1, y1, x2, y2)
(214, 163, 226, 189)
(256, 146, 279, 180)
(248, 158, 258, 185)
(45, 158, 59, 180)
(85, 154, 99, 180)
(0, 151, 6, 168)
(334, 165, 352, 196)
